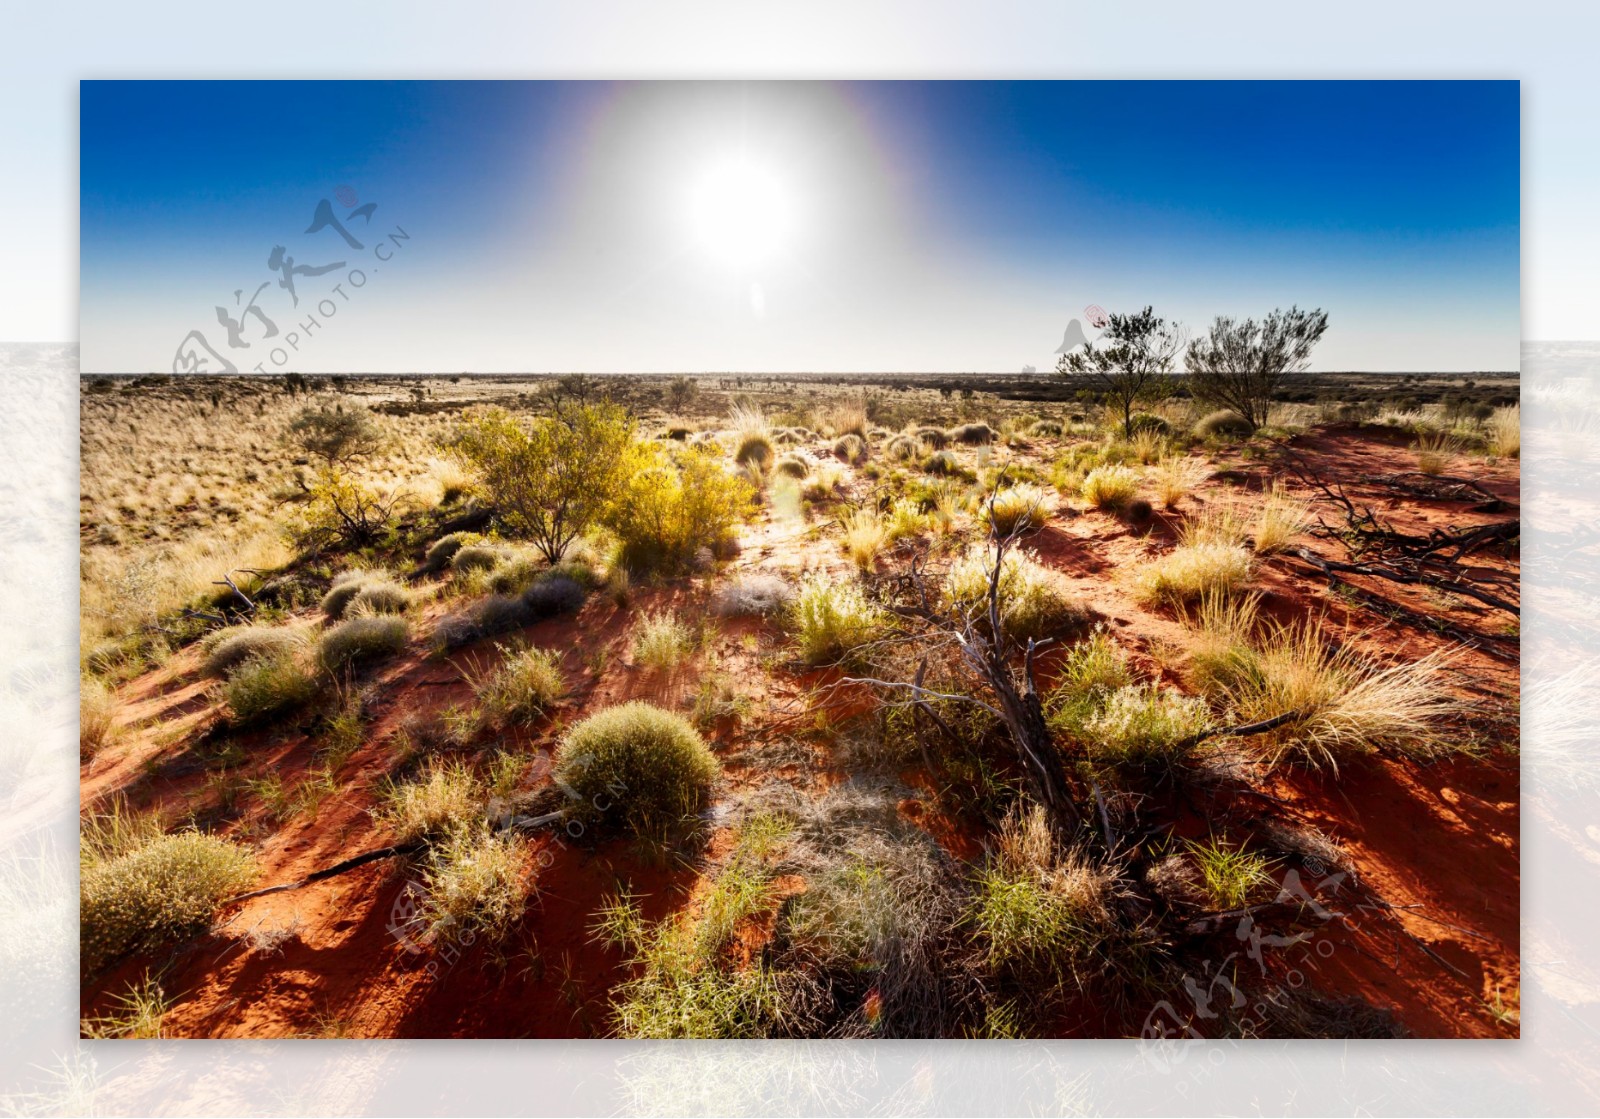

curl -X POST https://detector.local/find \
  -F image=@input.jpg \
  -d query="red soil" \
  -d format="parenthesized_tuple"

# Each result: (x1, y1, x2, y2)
(81, 425, 1520, 1038)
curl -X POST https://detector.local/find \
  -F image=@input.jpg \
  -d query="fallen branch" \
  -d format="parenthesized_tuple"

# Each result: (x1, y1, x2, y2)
(221, 810, 567, 905)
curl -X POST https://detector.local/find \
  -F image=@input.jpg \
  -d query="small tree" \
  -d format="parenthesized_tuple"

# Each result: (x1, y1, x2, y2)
(295, 466, 407, 551)
(448, 402, 636, 563)
(285, 402, 384, 465)
(1055, 306, 1183, 439)
(666, 376, 698, 412)
(1184, 306, 1330, 433)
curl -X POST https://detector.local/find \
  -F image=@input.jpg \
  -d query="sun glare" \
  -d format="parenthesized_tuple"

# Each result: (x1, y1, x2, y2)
(688, 156, 793, 270)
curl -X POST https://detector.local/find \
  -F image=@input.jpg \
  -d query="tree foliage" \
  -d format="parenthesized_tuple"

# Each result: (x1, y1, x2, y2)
(285, 402, 384, 465)
(1184, 306, 1330, 432)
(448, 402, 637, 563)
(1055, 306, 1184, 439)
(605, 444, 756, 575)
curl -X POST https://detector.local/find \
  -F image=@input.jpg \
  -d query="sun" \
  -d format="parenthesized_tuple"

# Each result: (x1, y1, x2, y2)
(687, 156, 793, 270)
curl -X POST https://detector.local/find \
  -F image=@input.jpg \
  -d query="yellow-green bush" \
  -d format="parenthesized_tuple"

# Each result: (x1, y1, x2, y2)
(605, 446, 755, 575)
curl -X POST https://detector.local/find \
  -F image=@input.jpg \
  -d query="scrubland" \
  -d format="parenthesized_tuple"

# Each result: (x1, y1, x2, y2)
(78, 370, 1519, 1039)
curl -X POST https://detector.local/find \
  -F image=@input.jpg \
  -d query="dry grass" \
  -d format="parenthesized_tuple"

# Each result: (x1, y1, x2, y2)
(80, 806, 257, 976)
(966, 805, 1115, 975)
(410, 823, 534, 945)
(379, 758, 483, 841)
(80, 677, 119, 758)
(632, 610, 696, 670)
(822, 397, 869, 439)
(1413, 431, 1467, 476)
(981, 483, 1054, 536)
(1252, 483, 1313, 555)
(1182, 603, 1463, 768)
(840, 509, 888, 572)
(791, 574, 892, 666)
(1488, 404, 1520, 458)
(1080, 465, 1140, 510)
(1132, 542, 1254, 606)
(1153, 456, 1209, 508)
(943, 543, 1083, 641)
(469, 643, 565, 725)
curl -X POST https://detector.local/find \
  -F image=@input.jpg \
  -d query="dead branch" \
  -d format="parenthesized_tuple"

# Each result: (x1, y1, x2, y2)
(221, 810, 566, 905)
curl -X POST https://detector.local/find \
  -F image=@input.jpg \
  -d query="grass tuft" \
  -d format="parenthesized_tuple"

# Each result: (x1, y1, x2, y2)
(554, 702, 720, 837)
(1080, 465, 1140, 510)
(632, 610, 695, 671)
(790, 573, 892, 666)
(224, 648, 319, 723)
(980, 483, 1053, 536)
(317, 615, 409, 674)
(379, 757, 483, 841)
(942, 543, 1084, 642)
(471, 643, 565, 725)
(80, 810, 256, 976)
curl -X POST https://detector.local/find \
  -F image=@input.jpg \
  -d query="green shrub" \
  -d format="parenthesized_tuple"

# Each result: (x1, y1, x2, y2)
(1194, 410, 1254, 439)
(790, 573, 892, 666)
(80, 826, 257, 976)
(447, 402, 636, 563)
(1080, 465, 1140, 510)
(317, 616, 409, 673)
(224, 649, 319, 723)
(922, 450, 960, 476)
(294, 467, 407, 551)
(606, 446, 755, 576)
(554, 702, 720, 836)
(1029, 420, 1063, 437)
(202, 626, 307, 678)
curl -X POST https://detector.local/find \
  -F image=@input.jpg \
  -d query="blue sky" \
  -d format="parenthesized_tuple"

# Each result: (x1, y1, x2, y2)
(79, 80, 1519, 373)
